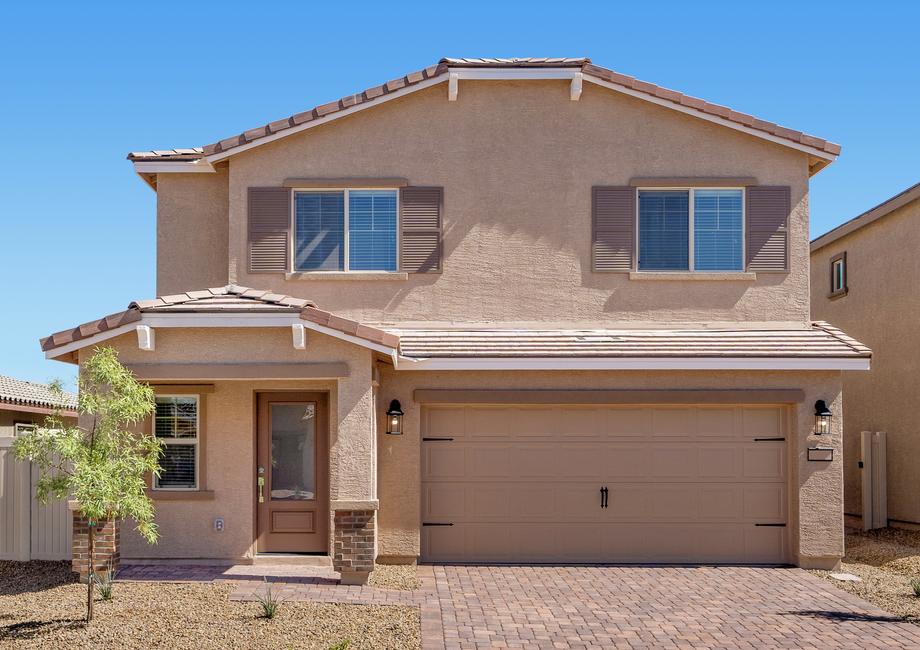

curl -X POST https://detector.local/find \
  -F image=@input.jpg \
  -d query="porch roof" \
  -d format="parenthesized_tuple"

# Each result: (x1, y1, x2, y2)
(392, 321, 871, 370)
(40, 284, 399, 359)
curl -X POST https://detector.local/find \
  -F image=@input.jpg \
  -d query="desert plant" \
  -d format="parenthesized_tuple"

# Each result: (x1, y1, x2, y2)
(910, 578, 920, 597)
(257, 579, 282, 619)
(328, 641, 351, 650)
(12, 346, 161, 623)
(95, 563, 117, 601)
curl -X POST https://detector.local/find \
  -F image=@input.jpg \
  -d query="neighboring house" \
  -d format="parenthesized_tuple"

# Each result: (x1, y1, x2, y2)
(0, 375, 77, 561)
(39, 57, 869, 582)
(811, 181, 920, 531)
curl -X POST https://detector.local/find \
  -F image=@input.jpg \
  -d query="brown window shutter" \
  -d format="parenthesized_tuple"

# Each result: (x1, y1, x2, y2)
(400, 187, 442, 273)
(592, 187, 635, 272)
(746, 186, 790, 272)
(248, 187, 291, 273)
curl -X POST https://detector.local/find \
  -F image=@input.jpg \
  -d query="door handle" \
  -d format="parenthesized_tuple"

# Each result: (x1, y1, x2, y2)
(600, 486, 608, 509)
(257, 476, 265, 503)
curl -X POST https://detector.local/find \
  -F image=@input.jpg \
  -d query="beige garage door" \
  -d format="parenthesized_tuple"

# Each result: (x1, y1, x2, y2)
(421, 404, 788, 564)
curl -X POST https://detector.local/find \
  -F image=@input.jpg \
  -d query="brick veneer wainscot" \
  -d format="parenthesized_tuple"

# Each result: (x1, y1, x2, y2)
(333, 509, 375, 585)
(72, 512, 120, 582)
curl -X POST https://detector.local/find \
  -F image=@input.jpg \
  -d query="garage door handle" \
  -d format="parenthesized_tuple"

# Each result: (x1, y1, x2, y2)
(600, 486, 608, 509)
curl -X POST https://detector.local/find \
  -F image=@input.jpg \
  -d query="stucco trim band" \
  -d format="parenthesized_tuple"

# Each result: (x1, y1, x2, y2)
(398, 357, 870, 371)
(126, 362, 350, 380)
(629, 177, 758, 187)
(282, 177, 409, 188)
(413, 389, 806, 404)
(331, 499, 380, 511)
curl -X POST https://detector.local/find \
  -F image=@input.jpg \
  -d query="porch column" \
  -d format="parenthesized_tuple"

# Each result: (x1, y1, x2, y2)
(330, 352, 378, 584)
(70, 503, 120, 583)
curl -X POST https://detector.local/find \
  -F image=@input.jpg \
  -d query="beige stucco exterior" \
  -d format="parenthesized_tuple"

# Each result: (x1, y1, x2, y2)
(156, 169, 229, 296)
(45, 70, 860, 571)
(811, 196, 920, 527)
(79, 328, 375, 561)
(155, 79, 813, 327)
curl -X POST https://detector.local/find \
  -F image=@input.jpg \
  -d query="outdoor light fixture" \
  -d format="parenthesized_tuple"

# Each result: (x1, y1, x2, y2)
(386, 399, 404, 435)
(814, 400, 832, 435)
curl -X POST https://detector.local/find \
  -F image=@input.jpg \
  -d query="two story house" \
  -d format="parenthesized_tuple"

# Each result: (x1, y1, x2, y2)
(811, 182, 920, 531)
(40, 57, 869, 583)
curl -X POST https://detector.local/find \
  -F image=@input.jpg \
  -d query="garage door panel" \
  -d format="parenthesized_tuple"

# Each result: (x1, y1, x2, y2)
(604, 408, 652, 437)
(742, 407, 785, 438)
(651, 408, 698, 437)
(423, 446, 465, 480)
(742, 445, 785, 479)
(421, 404, 788, 564)
(425, 407, 466, 438)
(743, 485, 786, 520)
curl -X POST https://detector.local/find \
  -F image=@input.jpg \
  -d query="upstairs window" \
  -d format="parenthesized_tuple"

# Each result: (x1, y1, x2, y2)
(830, 252, 847, 297)
(638, 188, 744, 272)
(294, 189, 397, 272)
(154, 395, 198, 490)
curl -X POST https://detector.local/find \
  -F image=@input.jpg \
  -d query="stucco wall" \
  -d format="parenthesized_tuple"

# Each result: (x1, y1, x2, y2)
(152, 78, 813, 325)
(79, 328, 374, 561)
(811, 198, 920, 525)
(376, 366, 843, 567)
(156, 168, 230, 296)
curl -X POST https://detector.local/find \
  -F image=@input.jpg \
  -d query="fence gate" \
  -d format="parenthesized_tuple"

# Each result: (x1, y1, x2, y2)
(0, 436, 71, 561)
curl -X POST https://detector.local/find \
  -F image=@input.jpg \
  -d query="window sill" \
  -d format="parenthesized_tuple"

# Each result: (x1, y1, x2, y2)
(285, 271, 409, 281)
(828, 289, 848, 300)
(629, 272, 757, 281)
(146, 489, 215, 501)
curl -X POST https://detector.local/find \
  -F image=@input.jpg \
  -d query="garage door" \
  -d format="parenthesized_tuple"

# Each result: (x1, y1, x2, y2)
(421, 404, 788, 564)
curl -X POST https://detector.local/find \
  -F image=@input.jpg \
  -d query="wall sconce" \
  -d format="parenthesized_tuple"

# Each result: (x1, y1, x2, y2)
(814, 400, 832, 435)
(386, 399, 404, 435)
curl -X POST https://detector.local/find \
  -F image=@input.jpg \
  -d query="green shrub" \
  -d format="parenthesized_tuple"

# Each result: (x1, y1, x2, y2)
(329, 641, 351, 650)
(94, 565, 117, 601)
(910, 578, 920, 597)
(256, 580, 282, 619)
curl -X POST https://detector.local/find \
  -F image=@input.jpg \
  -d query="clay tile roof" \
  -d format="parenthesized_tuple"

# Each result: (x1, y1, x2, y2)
(129, 58, 838, 166)
(40, 285, 398, 355)
(394, 323, 871, 359)
(127, 147, 204, 161)
(0, 375, 78, 411)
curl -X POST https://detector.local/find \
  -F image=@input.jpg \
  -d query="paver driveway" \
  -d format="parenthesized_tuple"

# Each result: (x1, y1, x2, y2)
(429, 565, 920, 650)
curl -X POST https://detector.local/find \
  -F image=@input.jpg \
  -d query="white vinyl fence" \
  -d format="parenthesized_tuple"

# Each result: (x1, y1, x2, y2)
(0, 435, 71, 561)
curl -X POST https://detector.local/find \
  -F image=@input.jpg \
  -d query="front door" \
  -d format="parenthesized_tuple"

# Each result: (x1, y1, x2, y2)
(256, 392, 328, 553)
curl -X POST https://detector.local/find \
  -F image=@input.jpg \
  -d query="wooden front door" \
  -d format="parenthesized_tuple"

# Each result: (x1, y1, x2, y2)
(256, 392, 328, 553)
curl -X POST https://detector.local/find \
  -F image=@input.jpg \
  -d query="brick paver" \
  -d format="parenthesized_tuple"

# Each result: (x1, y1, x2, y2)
(117, 563, 920, 649)
(429, 565, 920, 650)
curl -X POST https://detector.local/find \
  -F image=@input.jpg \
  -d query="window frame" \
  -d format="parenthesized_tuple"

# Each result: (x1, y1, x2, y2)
(152, 394, 200, 492)
(290, 187, 401, 273)
(829, 251, 848, 298)
(635, 186, 746, 273)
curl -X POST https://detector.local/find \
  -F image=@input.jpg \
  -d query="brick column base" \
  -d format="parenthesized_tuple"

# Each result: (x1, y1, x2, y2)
(333, 509, 375, 585)
(72, 512, 120, 583)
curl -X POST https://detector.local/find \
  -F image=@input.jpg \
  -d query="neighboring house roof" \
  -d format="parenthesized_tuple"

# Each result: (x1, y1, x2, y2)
(128, 57, 839, 172)
(811, 181, 920, 252)
(0, 375, 77, 413)
(395, 321, 871, 360)
(40, 285, 399, 357)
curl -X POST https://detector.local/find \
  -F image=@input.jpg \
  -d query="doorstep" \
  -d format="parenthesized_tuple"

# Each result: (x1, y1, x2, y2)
(253, 553, 333, 567)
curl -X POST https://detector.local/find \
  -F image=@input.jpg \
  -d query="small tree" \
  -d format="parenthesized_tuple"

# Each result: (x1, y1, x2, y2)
(13, 346, 161, 622)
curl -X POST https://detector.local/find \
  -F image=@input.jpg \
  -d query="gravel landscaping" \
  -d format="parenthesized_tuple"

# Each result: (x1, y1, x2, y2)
(0, 561, 420, 649)
(368, 564, 420, 591)
(811, 528, 920, 623)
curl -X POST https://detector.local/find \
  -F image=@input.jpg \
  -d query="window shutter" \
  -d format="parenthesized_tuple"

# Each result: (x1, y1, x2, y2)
(400, 186, 442, 273)
(592, 187, 635, 272)
(746, 186, 790, 272)
(248, 187, 291, 273)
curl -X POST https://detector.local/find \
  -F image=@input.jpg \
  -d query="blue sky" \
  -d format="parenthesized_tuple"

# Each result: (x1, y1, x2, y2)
(1, 1, 918, 388)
